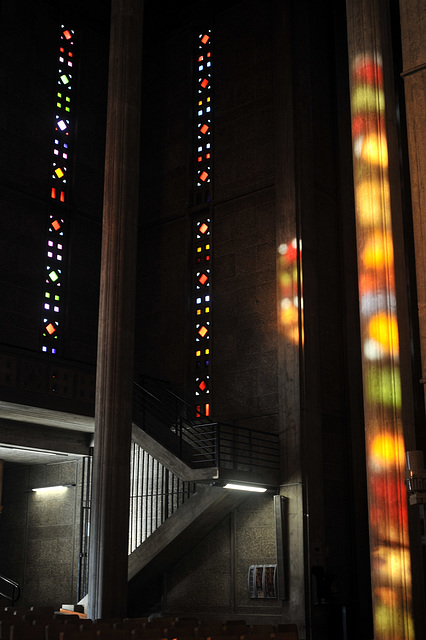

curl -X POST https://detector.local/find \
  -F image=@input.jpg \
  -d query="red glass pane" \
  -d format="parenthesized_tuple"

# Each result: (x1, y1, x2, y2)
(200, 171, 208, 182)
(199, 223, 209, 234)
(51, 220, 61, 231)
(200, 78, 209, 89)
(63, 30, 72, 40)
(198, 325, 208, 337)
(199, 273, 208, 285)
(199, 380, 207, 391)
(201, 34, 210, 44)
(46, 323, 56, 335)
(200, 124, 209, 134)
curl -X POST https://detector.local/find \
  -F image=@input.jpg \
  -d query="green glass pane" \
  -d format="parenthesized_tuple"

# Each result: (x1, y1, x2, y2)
(49, 270, 59, 282)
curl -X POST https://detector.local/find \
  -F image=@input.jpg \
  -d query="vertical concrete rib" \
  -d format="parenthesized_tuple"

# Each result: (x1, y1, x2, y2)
(88, 0, 143, 621)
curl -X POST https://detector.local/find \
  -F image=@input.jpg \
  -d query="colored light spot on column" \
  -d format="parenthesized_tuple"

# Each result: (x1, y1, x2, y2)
(200, 124, 209, 134)
(361, 133, 388, 167)
(199, 273, 208, 285)
(199, 223, 208, 234)
(200, 78, 209, 88)
(368, 312, 399, 353)
(198, 380, 207, 391)
(57, 119, 67, 131)
(201, 34, 210, 44)
(370, 432, 405, 470)
(60, 74, 70, 85)
(63, 29, 72, 40)
(200, 171, 208, 182)
(198, 326, 208, 338)
(46, 323, 56, 335)
(55, 167, 65, 178)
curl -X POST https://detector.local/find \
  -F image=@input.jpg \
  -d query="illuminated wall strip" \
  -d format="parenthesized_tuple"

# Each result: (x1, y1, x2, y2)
(42, 25, 75, 354)
(347, 20, 414, 640)
(193, 30, 212, 418)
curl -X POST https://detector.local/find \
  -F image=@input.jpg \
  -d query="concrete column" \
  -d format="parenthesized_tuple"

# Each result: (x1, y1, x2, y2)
(398, 1, 426, 407)
(0, 459, 3, 515)
(345, 0, 416, 638)
(88, 0, 143, 621)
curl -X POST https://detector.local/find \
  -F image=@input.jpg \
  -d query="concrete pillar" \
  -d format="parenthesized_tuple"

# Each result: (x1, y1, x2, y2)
(0, 459, 3, 515)
(88, 0, 143, 621)
(398, 1, 426, 409)
(345, 0, 416, 638)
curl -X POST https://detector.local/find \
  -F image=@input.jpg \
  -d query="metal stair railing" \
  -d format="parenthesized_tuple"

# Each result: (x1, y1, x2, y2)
(77, 377, 280, 601)
(132, 378, 280, 474)
(0, 574, 20, 605)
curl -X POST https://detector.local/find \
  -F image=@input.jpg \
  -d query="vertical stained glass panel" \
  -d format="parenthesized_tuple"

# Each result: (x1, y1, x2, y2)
(42, 26, 76, 355)
(192, 29, 213, 418)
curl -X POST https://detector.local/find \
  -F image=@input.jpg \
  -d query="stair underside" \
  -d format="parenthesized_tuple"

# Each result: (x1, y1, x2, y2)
(128, 484, 247, 586)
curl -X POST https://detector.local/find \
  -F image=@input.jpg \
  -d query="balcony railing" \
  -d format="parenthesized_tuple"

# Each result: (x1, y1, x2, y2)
(132, 378, 280, 476)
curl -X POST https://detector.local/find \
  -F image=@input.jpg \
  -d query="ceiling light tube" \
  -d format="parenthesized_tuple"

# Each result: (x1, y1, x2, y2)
(223, 483, 267, 493)
(32, 483, 75, 493)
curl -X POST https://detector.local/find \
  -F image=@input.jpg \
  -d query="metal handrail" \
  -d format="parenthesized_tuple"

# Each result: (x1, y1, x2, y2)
(0, 573, 20, 605)
(132, 379, 280, 473)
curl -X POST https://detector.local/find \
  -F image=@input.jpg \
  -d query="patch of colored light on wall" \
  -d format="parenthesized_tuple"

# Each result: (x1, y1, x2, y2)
(277, 238, 303, 346)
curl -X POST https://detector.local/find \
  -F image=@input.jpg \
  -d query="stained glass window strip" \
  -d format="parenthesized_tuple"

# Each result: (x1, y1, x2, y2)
(42, 25, 75, 354)
(195, 30, 212, 201)
(192, 30, 213, 419)
(194, 216, 211, 418)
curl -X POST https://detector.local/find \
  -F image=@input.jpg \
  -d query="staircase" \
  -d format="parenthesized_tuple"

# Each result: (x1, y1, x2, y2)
(132, 377, 280, 487)
(78, 377, 280, 603)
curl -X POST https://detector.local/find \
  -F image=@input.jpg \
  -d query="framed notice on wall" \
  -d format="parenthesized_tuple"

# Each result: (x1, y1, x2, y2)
(248, 564, 277, 598)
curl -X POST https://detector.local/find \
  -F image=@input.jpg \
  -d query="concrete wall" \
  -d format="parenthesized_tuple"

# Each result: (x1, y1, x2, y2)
(0, 460, 82, 609)
(164, 493, 283, 621)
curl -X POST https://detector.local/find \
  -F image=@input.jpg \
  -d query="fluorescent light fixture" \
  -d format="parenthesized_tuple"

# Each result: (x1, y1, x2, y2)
(223, 483, 267, 493)
(32, 484, 75, 493)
